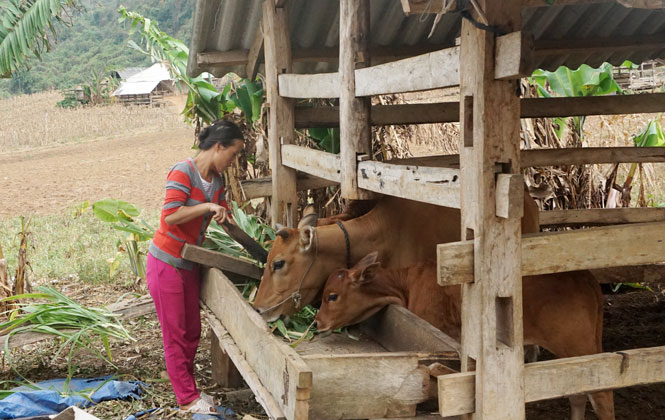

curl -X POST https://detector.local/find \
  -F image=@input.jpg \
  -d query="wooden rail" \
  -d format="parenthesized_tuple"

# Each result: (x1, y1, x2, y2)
(293, 93, 665, 127)
(438, 345, 665, 417)
(540, 207, 665, 226)
(438, 221, 665, 285)
(281, 145, 342, 183)
(357, 160, 461, 208)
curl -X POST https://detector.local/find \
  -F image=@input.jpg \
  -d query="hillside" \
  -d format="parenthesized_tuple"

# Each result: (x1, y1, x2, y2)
(0, 0, 195, 97)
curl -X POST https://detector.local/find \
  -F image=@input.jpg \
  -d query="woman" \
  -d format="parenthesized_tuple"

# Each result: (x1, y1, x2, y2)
(147, 119, 244, 414)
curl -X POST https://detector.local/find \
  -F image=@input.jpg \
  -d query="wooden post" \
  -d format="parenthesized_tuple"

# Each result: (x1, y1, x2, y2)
(339, 0, 373, 199)
(457, 2, 525, 420)
(263, 0, 297, 226)
(211, 329, 244, 388)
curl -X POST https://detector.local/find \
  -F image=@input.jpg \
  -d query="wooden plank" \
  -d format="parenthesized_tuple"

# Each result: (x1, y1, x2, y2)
(339, 0, 373, 200)
(523, 146, 665, 166)
(246, 24, 264, 80)
(281, 145, 342, 183)
(534, 34, 665, 57)
(400, 0, 445, 14)
(359, 304, 461, 354)
(521, 92, 665, 118)
(201, 268, 312, 420)
(438, 221, 665, 285)
(293, 93, 665, 127)
(496, 174, 524, 219)
(439, 345, 665, 416)
(181, 243, 263, 280)
(204, 309, 286, 420)
(355, 46, 460, 96)
(210, 322, 244, 388)
(523, 0, 615, 6)
(357, 160, 461, 208)
(539, 207, 665, 226)
(278, 73, 340, 98)
(197, 50, 248, 66)
(264, 0, 297, 227)
(458, 3, 526, 419)
(495, 31, 534, 80)
(240, 173, 338, 200)
(302, 353, 430, 419)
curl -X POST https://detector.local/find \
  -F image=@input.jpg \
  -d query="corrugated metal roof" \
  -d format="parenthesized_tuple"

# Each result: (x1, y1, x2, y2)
(187, 1, 665, 79)
(112, 64, 171, 96)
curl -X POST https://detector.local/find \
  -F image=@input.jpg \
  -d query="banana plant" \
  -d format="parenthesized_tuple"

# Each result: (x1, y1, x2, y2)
(620, 118, 665, 205)
(531, 63, 622, 139)
(92, 199, 154, 280)
(0, 0, 82, 77)
(308, 127, 340, 154)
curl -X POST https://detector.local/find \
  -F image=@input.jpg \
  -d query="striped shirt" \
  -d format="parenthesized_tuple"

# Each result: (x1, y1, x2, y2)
(149, 158, 228, 269)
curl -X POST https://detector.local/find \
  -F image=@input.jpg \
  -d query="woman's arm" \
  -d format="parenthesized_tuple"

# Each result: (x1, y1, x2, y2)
(165, 203, 228, 225)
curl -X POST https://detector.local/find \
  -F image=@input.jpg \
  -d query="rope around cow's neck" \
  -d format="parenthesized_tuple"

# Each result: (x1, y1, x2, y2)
(258, 227, 319, 315)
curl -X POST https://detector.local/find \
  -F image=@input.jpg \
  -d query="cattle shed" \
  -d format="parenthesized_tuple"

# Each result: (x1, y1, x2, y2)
(187, 1, 665, 420)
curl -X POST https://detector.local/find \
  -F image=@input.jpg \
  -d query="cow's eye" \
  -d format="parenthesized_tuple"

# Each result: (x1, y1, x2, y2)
(328, 293, 338, 302)
(273, 260, 285, 271)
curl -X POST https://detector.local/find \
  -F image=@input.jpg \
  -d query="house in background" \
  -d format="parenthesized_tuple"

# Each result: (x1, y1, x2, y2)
(112, 63, 178, 106)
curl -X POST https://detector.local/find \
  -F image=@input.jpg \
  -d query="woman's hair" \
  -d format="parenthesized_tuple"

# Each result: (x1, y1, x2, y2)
(198, 119, 244, 150)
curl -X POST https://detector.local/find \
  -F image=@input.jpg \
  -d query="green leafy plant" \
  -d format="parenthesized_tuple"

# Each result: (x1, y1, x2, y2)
(0, 0, 83, 77)
(0, 286, 135, 388)
(531, 63, 622, 139)
(92, 199, 154, 280)
(204, 201, 275, 264)
(231, 78, 264, 124)
(308, 127, 340, 154)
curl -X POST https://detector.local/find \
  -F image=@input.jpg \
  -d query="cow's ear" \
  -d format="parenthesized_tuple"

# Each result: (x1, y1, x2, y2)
(357, 262, 380, 284)
(355, 251, 379, 269)
(299, 226, 316, 252)
(298, 212, 318, 229)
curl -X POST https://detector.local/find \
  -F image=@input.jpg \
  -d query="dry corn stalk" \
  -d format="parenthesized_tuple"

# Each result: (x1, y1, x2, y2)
(0, 243, 10, 316)
(13, 217, 31, 302)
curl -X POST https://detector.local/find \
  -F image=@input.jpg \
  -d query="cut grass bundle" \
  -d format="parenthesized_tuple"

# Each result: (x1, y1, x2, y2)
(0, 286, 135, 388)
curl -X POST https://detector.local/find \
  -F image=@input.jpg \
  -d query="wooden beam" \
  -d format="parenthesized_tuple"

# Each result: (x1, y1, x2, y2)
(457, 3, 526, 419)
(203, 309, 286, 420)
(357, 160, 461, 208)
(439, 345, 665, 417)
(281, 145, 342, 182)
(340, 0, 373, 200)
(522, 146, 665, 166)
(400, 0, 445, 14)
(246, 24, 264, 80)
(196, 44, 454, 68)
(521, 93, 665, 118)
(355, 46, 460, 96)
(239, 173, 338, 200)
(534, 34, 665, 57)
(523, 0, 618, 7)
(539, 207, 665, 226)
(293, 93, 665, 127)
(495, 31, 534, 80)
(263, 0, 297, 227)
(200, 268, 312, 420)
(278, 72, 340, 98)
(181, 243, 263, 280)
(438, 221, 665, 285)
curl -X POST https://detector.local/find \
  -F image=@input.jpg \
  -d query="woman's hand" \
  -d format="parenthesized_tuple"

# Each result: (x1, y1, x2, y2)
(208, 203, 229, 224)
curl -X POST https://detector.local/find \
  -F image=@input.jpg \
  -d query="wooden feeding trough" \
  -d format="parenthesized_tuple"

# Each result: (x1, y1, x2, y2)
(185, 245, 460, 420)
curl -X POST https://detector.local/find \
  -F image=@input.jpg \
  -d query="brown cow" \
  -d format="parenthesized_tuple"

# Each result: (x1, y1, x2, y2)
(253, 192, 540, 321)
(314, 252, 615, 420)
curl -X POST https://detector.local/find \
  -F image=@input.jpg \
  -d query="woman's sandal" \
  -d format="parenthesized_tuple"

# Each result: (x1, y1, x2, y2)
(179, 397, 217, 414)
(200, 391, 216, 406)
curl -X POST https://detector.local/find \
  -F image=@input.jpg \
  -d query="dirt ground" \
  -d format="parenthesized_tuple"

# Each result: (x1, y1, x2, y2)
(0, 127, 194, 218)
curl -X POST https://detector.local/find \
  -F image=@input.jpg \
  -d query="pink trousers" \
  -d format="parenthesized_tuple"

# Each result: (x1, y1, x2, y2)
(146, 253, 201, 406)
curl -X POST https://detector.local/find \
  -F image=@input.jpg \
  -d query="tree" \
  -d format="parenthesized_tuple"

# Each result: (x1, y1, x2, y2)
(0, 0, 82, 77)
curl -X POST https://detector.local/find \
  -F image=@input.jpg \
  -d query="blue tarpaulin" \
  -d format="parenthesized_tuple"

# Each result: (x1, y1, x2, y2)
(124, 406, 235, 420)
(0, 376, 143, 419)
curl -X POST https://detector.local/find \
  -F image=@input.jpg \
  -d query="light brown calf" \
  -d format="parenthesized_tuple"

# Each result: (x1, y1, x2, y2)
(315, 252, 615, 420)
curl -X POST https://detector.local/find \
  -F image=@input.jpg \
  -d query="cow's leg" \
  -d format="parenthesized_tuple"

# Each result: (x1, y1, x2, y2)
(588, 391, 615, 420)
(569, 394, 587, 420)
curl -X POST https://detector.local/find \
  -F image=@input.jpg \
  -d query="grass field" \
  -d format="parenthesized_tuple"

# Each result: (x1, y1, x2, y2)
(0, 208, 159, 286)
(0, 91, 185, 153)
